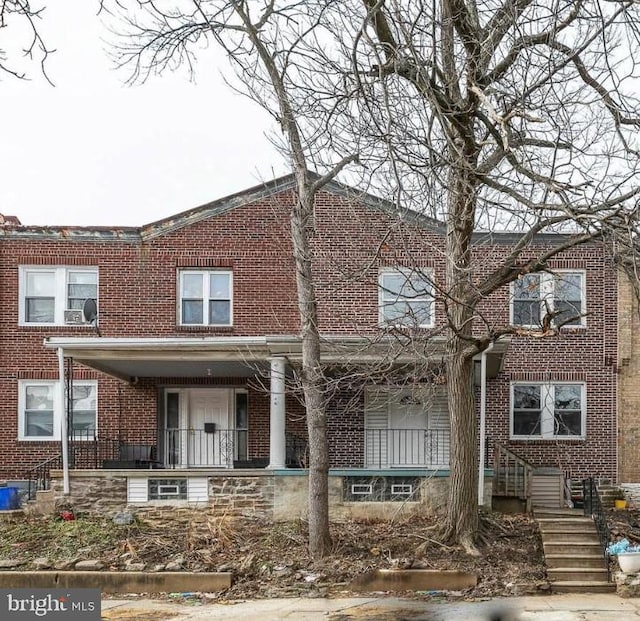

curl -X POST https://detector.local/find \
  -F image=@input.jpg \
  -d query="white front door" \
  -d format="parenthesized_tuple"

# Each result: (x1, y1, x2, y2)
(187, 389, 232, 467)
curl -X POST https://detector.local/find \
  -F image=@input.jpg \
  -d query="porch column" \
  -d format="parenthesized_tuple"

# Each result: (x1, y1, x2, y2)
(267, 357, 287, 469)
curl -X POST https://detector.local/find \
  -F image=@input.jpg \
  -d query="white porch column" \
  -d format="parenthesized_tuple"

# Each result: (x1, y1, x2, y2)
(58, 347, 70, 495)
(267, 357, 287, 469)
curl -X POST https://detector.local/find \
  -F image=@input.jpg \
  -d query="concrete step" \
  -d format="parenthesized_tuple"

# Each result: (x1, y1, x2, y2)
(550, 580, 615, 593)
(544, 554, 608, 569)
(543, 542, 603, 555)
(547, 568, 609, 582)
(540, 531, 600, 543)
(537, 518, 594, 532)
(534, 508, 584, 518)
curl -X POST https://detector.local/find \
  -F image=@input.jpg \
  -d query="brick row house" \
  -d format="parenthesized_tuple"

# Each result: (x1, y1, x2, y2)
(0, 175, 619, 517)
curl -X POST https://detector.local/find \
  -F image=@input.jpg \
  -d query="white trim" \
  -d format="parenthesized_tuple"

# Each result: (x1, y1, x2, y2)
(18, 266, 98, 327)
(378, 267, 435, 329)
(509, 381, 586, 440)
(18, 379, 98, 441)
(178, 269, 233, 327)
(510, 269, 587, 329)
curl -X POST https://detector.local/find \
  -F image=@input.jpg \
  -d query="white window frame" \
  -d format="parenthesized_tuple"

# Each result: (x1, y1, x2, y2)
(18, 379, 98, 441)
(510, 382, 586, 440)
(178, 269, 233, 327)
(378, 268, 435, 329)
(18, 266, 98, 326)
(510, 270, 586, 328)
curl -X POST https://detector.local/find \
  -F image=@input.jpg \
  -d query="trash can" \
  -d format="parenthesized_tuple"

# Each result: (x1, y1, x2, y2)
(0, 487, 20, 510)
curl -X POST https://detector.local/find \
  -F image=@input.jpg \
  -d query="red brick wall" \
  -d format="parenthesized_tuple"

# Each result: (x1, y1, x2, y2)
(0, 185, 618, 480)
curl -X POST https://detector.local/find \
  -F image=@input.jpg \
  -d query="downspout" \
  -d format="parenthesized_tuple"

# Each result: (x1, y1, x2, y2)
(478, 341, 494, 506)
(58, 347, 70, 495)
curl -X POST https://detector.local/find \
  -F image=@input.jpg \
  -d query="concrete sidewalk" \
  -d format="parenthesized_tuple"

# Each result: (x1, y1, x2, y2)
(102, 593, 640, 620)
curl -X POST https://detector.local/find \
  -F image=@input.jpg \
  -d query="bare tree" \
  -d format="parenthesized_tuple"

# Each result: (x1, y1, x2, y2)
(106, 0, 640, 554)
(326, 0, 640, 550)
(106, 0, 357, 558)
(0, 0, 53, 82)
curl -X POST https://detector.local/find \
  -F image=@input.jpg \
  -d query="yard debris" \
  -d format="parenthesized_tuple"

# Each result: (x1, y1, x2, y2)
(0, 511, 543, 599)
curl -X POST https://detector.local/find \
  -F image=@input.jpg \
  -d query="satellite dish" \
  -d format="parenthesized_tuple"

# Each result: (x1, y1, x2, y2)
(82, 298, 101, 336)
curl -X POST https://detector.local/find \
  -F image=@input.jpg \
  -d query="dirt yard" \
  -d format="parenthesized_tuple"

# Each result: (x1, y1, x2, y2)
(0, 510, 546, 600)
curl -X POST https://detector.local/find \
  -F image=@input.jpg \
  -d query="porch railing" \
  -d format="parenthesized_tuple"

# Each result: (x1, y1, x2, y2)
(492, 441, 533, 509)
(365, 428, 450, 468)
(161, 429, 236, 468)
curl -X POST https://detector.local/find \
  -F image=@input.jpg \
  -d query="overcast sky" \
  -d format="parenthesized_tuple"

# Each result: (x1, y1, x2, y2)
(1, 3, 285, 227)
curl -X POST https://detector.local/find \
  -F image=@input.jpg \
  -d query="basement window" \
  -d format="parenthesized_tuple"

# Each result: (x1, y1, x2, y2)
(344, 477, 420, 502)
(148, 478, 187, 500)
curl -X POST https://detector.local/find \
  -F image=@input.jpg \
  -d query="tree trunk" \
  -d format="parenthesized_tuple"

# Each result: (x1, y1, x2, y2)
(443, 147, 480, 552)
(290, 187, 332, 558)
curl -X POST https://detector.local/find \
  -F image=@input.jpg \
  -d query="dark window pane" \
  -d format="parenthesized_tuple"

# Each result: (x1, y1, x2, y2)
(25, 411, 54, 437)
(554, 411, 582, 435)
(166, 393, 180, 429)
(26, 298, 55, 322)
(209, 300, 230, 325)
(555, 300, 582, 326)
(182, 300, 203, 324)
(513, 300, 540, 326)
(513, 410, 542, 435)
(513, 385, 541, 409)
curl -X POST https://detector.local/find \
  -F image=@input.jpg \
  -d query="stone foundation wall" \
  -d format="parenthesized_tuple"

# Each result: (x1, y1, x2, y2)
(52, 471, 493, 522)
(208, 476, 274, 518)
(51, 473, 127, 515)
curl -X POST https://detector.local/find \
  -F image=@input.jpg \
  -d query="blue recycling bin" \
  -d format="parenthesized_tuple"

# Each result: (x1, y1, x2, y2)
(0, 487, 20, 510)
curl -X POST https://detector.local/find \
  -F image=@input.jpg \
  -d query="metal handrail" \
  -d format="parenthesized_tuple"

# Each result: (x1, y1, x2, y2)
(26, 454, 63, 501)
(583, 477, 611, 581)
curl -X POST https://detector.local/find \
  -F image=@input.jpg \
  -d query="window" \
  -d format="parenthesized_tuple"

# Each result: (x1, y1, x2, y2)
(19, 267, 98, 325)
(18, 380, 97, 441)
(511, 271, 585, 328)
(511, 383, 585, 439)
(179, 270, 232, 326)
(148, 478, 188, 500)
(379, 268, 434, 328)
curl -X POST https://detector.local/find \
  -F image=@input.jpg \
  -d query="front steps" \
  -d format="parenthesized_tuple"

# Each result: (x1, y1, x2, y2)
(535, 507, 615, 593)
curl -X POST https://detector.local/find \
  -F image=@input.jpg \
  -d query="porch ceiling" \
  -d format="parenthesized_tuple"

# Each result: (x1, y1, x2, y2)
(42, 335, 509, 382)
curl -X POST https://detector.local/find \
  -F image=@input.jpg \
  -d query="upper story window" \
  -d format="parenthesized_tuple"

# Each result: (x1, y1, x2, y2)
(19, 267, 98, 326)
(511, 382, 585, 439)
(179, 270, 233, 326)
(18, 380, 97, 441)
(379, 268, 434, 328)
(511, 271, 585, 328)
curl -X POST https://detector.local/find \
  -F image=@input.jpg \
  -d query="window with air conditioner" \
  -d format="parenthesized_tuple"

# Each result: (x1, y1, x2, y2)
(19, 266, 98, 326)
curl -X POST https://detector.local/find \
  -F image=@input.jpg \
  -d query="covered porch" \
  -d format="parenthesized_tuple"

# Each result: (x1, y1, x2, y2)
(41, 335, 508, 480)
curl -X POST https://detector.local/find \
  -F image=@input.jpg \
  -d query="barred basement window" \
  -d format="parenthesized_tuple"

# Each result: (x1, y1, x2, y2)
(391, 484, 413, 497)
(351, 484, 373, 496)
(148, 478, 187, 500)
(344, 477, 420, 502)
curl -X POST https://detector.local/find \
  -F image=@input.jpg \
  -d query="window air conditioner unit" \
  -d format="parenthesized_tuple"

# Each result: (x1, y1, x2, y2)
(64, 310, 84, 325)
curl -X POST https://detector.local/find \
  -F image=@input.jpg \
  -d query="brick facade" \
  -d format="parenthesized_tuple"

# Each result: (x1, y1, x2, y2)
(0, 175, 619, 482)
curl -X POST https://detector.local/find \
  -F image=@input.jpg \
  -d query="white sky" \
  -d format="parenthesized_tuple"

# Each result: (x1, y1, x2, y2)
(1, 3, 285, 227)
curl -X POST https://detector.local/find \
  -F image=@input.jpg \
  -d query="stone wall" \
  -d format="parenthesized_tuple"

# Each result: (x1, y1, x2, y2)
(52, 472, 127, 515)
(53, 471, 493, 522)
(208, 476, 274, 518)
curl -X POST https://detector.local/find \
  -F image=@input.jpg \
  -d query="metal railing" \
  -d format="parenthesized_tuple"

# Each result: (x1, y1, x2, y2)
(583, 477, 611, 581)
(492, 441, 533, 509)
(364, 428, 450, 468)
(161, 429, 236, 468)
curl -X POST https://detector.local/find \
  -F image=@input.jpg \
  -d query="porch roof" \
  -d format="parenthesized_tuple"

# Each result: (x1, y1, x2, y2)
(42, 335, 509, 382)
